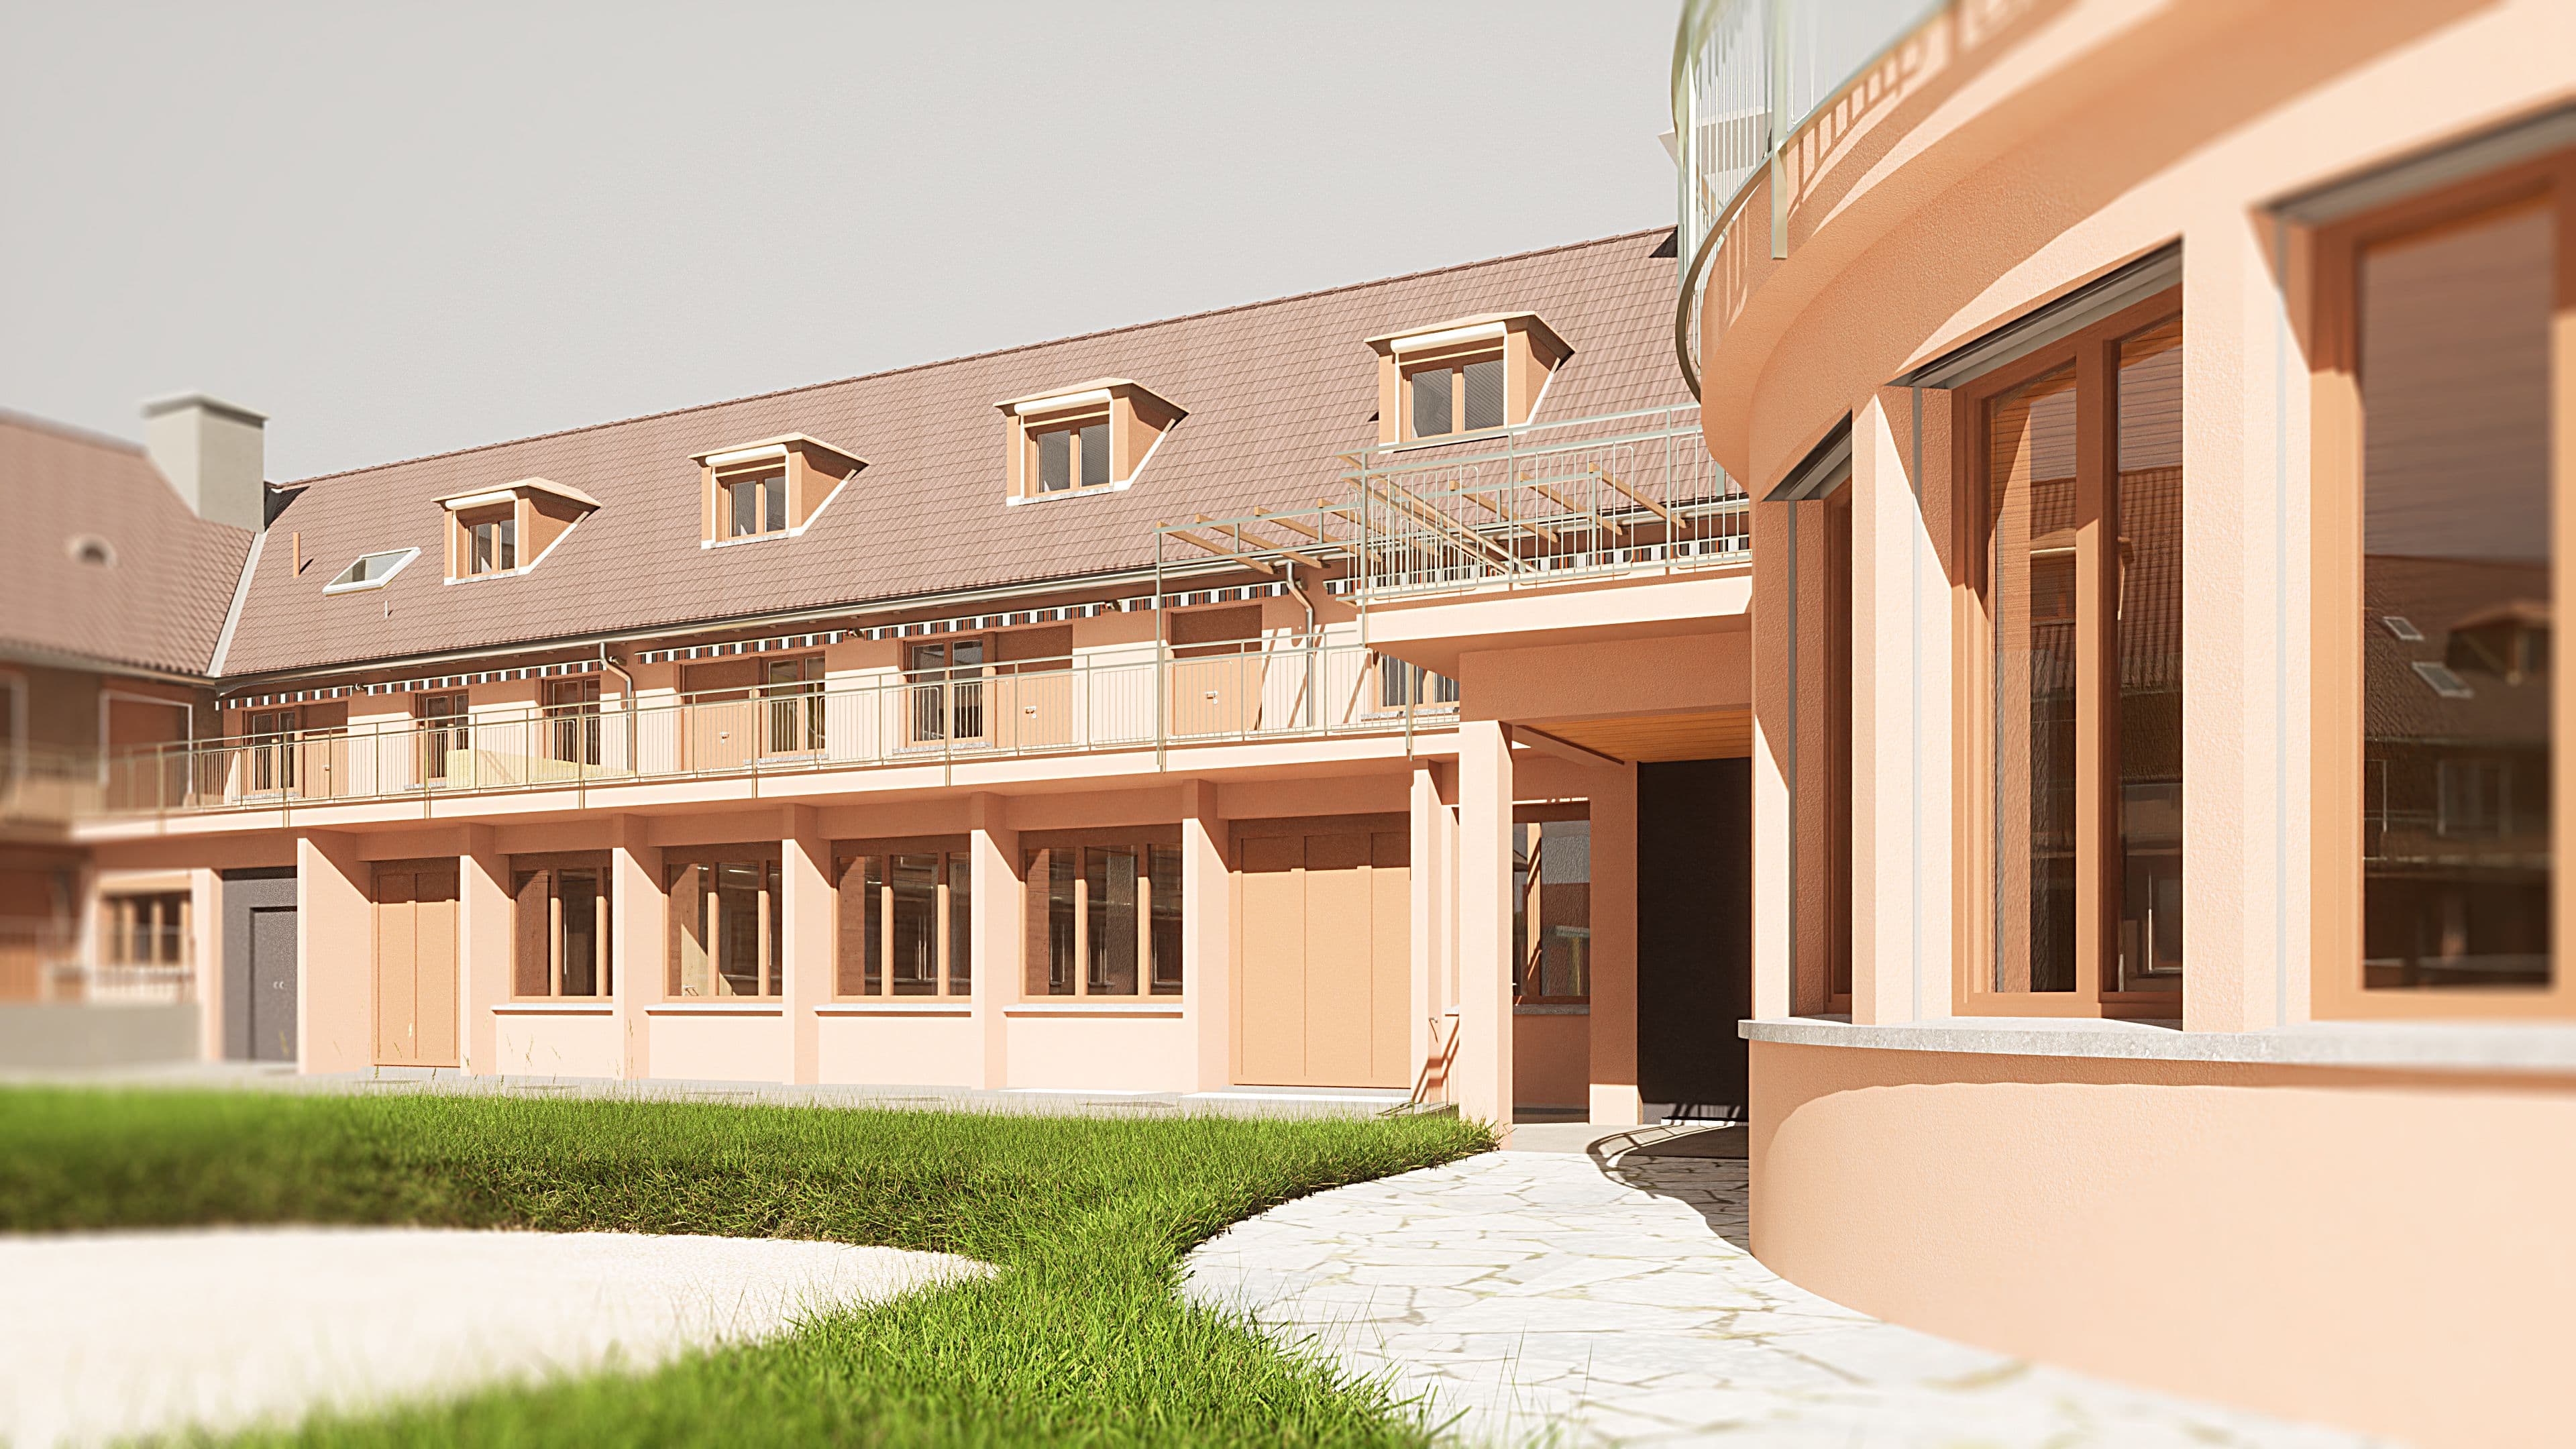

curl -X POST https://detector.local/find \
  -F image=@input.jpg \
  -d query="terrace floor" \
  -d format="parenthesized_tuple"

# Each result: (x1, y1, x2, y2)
(1183, 1128, 2388, 1448)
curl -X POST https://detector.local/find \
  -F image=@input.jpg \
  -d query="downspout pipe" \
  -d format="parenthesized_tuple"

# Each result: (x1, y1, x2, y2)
(598, 643, 637, 773)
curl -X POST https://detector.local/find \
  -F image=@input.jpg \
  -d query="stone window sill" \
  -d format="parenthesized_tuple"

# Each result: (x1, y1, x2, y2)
(1739, 1015, 2576, 1075)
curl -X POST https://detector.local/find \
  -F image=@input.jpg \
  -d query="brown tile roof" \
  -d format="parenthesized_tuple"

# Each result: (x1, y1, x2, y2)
(0, 413, 254, 676)
(219, 227, 1690, 678)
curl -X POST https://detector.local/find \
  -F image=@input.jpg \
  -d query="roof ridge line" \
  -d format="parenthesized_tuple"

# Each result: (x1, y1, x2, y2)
(0, 407, 150, 455)
(280, 225, 1676, 487)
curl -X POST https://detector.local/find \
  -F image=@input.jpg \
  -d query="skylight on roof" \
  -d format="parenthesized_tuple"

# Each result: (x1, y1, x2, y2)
(324, 547, 420, 594)
(2412, 661, 2475, 700)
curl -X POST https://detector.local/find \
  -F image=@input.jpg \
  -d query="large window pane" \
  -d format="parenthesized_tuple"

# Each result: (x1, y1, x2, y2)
(559, 868, 604, 997)
(890, 853, 938, 994)
(1038, 428, 1071, 491)
(1988, 364, 2081, 992)
(1148, 845, 1182, 994)
(2360, 201, 2554, 989)
(1411, 367, 1453, 437)
(1079, 421, 1110, 487)
(1464, 358, 1506, 431)
(1046, 847, 1077, 994)
(2114, 316, 2186, 994)
(947, 852, 971, 994)
(1087, 847, 1140, 995)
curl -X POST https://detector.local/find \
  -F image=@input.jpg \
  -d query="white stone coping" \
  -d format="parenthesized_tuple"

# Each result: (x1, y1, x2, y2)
(642, 1002, 784, 1017)
(1001, 1000, 1185, 1017)
(1740, 1014, 2576, 1075)
(814, 1001, 973, 1016)
(490, 1001, 614, 1016)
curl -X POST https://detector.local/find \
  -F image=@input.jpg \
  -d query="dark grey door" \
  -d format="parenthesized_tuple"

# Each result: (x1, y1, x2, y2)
(248, 906, 297, 1062)
(1637, 757, 1752, 1114)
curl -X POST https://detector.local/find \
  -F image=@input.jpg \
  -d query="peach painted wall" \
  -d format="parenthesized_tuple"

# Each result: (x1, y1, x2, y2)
(1004, 1010, 1191, 1091)
(815, 1010, 981, 1087)
(1511, 1011, 1588, 1111)
(1750, 1040, 2576, 1449)
(490, 1009, 621, 1078)
(645, 1010, 788, 1082)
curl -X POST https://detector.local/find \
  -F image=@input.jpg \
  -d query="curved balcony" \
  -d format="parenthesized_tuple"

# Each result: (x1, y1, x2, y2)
(1670, 0, 1970, 396)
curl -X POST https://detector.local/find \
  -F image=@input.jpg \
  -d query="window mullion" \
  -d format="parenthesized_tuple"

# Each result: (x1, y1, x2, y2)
(2074, 336, 2119, 1007)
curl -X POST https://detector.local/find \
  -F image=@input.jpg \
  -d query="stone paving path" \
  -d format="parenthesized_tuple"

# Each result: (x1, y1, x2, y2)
(1183, 1146, 2387, 1448)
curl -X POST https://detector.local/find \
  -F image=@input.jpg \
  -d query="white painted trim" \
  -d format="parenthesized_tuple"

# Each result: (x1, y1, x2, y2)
(439, 489, 517, 511)
(1389, 321, 1507, 354)
(704, 443, 788, 468)
(207, 527, 266, 676)
(1002, 474, 1136, 507)
(321, 547, 422, 595)
(696, 468, 858, 547)
(1001, 1000, 1187, 1016)
(1006, 387, 1113, 417)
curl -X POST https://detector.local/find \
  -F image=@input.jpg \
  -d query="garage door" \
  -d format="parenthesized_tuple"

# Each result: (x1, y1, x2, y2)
(372, 862, 460, 1068)
(1233, 820, 1409, 1088)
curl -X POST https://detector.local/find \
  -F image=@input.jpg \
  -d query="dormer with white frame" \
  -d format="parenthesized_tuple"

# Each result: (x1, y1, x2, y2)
(437, 476, 600, 583)
(996, 378, 1185, 504)
(1364, 312, 1570, 447)
(691, 434, 866, 547)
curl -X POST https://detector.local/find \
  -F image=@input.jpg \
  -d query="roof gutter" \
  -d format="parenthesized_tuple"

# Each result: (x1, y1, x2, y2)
(211, 555, 1256, 694)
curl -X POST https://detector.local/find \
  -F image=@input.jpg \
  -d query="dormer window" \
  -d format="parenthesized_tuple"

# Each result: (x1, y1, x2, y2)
(724, 466, 788, 538)
(467, 511, 516, 574)
(996, 379, 1184, 503)
(437, 477, 598, 582)
(1366, 313, 1572, 447)
(690, 435, 865, 547)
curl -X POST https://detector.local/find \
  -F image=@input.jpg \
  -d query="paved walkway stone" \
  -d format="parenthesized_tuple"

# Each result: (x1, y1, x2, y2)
(1183, 1148, 2388, 1447)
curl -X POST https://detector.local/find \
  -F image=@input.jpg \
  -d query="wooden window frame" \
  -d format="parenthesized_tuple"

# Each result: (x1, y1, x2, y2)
(1020, 833, 1185, 998)
(458, 504, 517, 577)
(509, 853, 612, 1000)
(717, 464, 789, 540)
(663, 847, 784, 1000)
(101, 891, 191, 969)
(831, 840, 973, 1000)
(1400, 344, 1508, 443)
(2307, 147, 2576, 1019)
(1951, 287, 2186, 1019)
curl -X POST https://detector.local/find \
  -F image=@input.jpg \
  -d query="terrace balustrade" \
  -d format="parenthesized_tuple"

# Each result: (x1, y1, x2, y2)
(95, 639, 1455, 818)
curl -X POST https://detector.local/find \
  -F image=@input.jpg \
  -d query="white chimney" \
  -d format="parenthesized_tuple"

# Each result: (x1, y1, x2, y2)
(144, 393, 268, 531)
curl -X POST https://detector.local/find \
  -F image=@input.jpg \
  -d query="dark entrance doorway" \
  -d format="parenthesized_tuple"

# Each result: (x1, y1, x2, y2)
(1636, 757, 1751, 1114)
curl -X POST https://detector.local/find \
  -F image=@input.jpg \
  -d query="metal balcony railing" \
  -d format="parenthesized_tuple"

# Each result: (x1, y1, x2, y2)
(1344, 407, 1744, 599)
(1, 743, 105, 829)
(1672, 0, 1953, 394)
(96, 641, 1458, 818)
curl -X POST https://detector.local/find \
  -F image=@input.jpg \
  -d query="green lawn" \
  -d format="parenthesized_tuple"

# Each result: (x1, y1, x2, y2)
(0, 1087, 1490, 1447)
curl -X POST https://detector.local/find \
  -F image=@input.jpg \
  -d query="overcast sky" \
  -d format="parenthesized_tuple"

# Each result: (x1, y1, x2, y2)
(3, 3, 1678, 481)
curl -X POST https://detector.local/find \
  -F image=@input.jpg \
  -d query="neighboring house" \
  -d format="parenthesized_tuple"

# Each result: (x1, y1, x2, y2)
(68, 227, 1762, 1114)
(0, 405, 252, 1049)
(1672, 0, 2572, 1445)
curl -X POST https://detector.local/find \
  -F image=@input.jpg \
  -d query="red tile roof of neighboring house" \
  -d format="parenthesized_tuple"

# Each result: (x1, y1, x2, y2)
(218, 227, 1690, 679)
(0, 412, 255, 676)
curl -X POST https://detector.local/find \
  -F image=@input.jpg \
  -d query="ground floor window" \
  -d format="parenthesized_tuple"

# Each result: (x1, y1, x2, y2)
(100, 892, 189, 969)
(1023, 838, 1182, 996)
(2315, 148, 2570, 1014)
(512, 855, 610, 998)
(834, 846, 971, 996)
(667, 850, 780, 998)
(1513, 819, 1590, 1004)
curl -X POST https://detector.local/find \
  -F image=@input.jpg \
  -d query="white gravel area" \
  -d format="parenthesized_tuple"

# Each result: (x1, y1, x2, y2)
(0, 1226, 994, 1447)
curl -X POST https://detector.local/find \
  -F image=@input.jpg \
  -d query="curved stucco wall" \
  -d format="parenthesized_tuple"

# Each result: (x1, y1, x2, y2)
(1749, 1040, 2576, 1448)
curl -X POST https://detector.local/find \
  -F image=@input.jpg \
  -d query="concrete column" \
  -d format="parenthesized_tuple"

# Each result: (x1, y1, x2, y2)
(189, 867, 221, 1062)
(1182, 779, 1231, 1091)
(1407, 760, 1449, 1102)
(610, 829, 661, 1079)
(458, 825, 508, 1074)
(966, 793, 1018, 1089)
(1852, 390, 1955, 1024)
(782, 805, 832, 1084)
(1587, 761, 1642, 1126)
(1456, 719, 1515, 1130)
(294, 832, 370, 1073)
